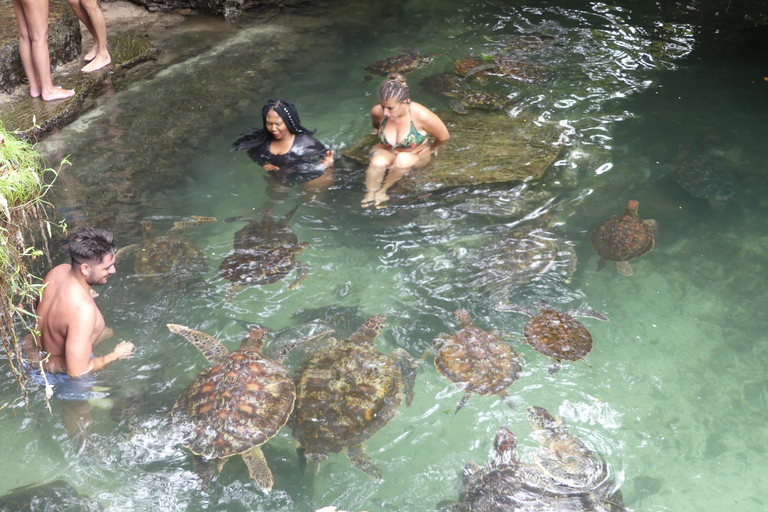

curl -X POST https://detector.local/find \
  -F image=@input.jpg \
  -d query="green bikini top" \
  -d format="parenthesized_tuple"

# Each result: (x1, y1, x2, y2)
(378, 104, 427, 150)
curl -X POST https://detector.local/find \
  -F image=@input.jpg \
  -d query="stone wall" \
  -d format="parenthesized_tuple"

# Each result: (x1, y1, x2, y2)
(0, 0, 81, 93)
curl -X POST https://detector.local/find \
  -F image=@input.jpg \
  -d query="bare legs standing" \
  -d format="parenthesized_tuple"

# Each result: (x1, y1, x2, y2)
(12, 0, 75, 101)
(66, 0, 111, 72)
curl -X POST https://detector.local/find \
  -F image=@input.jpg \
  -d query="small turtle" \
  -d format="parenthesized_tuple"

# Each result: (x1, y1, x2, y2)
(364, 49, 441, 79)
(289, 315, 418, 480)
(589, 200, 658, 276)
(452, 54, 492, 83)
(419, 73, 514, 113)
(168, 323, 304, 492)
(675, 147, 736, 213)
(218, 204, 309, 293)
(115, 216, 216, 288)
(445, 421, 625, 512)
(434, 309, 522, 412)
(497, 300, 608, 374)
(474, 215, 577, 293)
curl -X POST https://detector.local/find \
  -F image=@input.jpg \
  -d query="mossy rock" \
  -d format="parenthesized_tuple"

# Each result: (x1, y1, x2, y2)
(1, 33, 159, 142)
(343, 109, 564, 195)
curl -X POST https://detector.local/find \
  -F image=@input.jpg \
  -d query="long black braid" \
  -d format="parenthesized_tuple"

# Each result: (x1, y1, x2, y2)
(232, 98, 317, 151)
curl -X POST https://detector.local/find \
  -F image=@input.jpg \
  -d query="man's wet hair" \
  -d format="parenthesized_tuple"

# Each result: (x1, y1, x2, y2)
(69, 228, 116, 265)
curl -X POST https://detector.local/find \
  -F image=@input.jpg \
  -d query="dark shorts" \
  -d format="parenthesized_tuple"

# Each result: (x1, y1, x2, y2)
(24, 362, 110, 401)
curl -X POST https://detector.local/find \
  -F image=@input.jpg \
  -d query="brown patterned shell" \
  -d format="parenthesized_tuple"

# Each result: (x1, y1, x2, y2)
(218, 205, 308, 286)
(494, 56, 553, 84)
(524, 307, 593, 363)
(172, 336, 295, 459)
(289, 315, 408, 457)
(134, 232, 207, 286)
(589, 200, 655, 263)
(453, 55, 491, 77)
(435, 310, 522, 396)
(364, 52, 440, 76)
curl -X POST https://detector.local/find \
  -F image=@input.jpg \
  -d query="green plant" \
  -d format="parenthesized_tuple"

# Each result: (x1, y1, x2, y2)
(0, 122, 66, 410)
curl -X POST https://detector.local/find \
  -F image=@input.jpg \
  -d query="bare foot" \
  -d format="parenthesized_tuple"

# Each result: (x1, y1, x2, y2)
(361, 191, 376, 207)
(373, 192, 390, 207)
(84, 46, 97, 61)
(29, 88, 41, 98)
(42, 87, 76, 101)
(81, 55, 112, 73)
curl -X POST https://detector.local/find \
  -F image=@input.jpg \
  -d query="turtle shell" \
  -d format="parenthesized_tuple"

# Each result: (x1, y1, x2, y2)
(523, 308, 593, 363)
(289, 316, 402, 456)
(134, 234, 207, 285)
(494, 56, 553, 84)
(172, 348, 295, 459)
(435, 310, 522, 397)
(589, 200, 654, 263)
(419, 73, 468, 97)
(455, 89, 513, 110)
(675, 154, 735, 201)
(453, 55, 491, 77)
(364, 52, 438, 76)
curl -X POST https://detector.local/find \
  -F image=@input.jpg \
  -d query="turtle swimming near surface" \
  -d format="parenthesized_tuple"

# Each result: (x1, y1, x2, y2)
(590, 200, 657, 276)
(364, 49, 442, 80)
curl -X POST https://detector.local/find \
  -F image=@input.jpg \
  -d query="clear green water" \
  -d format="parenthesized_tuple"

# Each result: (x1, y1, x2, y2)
(3, 1, 767, 510)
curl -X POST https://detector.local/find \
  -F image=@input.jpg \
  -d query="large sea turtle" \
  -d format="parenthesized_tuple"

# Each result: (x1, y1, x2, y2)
(218, 204, 309, 292)
(674, 147, 736, 213)
(442, 410, 625, 512)
(419, 73, 515, 114)
(497, 300, 608, 374)
(434, 309, 522, 412)
(168, 323, 301, 492)
(115, 216, 216, 288)
(589, 200, 657, 276)
(364, 49, 442, 79)
(473, 215, 577, 294)
(289, 315, 419, 480)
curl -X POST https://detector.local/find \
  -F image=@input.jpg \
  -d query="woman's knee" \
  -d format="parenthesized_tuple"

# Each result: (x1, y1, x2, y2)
(392, 153, 417, 169)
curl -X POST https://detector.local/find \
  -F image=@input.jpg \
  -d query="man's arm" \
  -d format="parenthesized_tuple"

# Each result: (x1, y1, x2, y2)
(64, 304, 134, 377)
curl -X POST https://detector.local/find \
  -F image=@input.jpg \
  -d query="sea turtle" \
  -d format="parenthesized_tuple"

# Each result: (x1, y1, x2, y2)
(168, 323, 302, 492)
(434, 309, 522, 412)
(674, 147, 736, 213)
(484, 33, 558, 54)
(474, 215, 577, 294)
(452, 55, 492, 83)
(496, 300, 608, 374)
(218, 204, 309, 292)
(464, 55, 553, 85)
(589, 200, 658, 276)
(419, 73, 515, 114)
(114, 216, 216, 288)
(364, 49, 442, 79)
(445, 419, 625, 512)
(289, 315, 419, 480)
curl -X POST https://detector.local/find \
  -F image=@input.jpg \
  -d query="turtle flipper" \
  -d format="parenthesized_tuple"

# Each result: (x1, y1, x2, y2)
(464, 61, 496, 78)
(347, 444, 382, 480)
(287, 260, 309, 290)
(242, 446, 274, 493)
(548, 359, 562, 374)
(167, 324, 230, 363)
(565, 308, 609, 322)
(296, 445, 307, 474)
(496, 303, 536, 317)
(455, 392, 472, 413)
(192, 455, 214, 490)
(169, 215, 217, 233)
(449, 99, 467, 114)
(114, 243, 141, 264)
(499, 390, 515, 410)
(596, 257, 607, 271)
(616, 261, 633, 276)
(391, 348, 418, 407)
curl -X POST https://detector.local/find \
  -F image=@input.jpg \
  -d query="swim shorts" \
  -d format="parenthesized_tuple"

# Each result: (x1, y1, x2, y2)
(24, 362, 110, 401)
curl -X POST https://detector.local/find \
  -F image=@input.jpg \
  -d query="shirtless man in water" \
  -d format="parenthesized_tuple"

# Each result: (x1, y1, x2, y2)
(24, 227, 134, 377)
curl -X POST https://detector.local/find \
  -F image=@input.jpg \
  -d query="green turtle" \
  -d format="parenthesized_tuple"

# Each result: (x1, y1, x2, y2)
(434, 309, 522, 412)
(475, 215, 577, 294)
(114, 216, 216, 288)
(589, 200, 657, 276)
(168, 323, 303, 492)
(484, 32, 557, 54)
(464, 55, 553, 85)
(444, 419, 625, 512)
(674, 147, 735, 213)
(419, 73, 515, 113)
(364, 49, 442, 79)
(218, 204, 309, 293)
(289, 315, 419, 480)
(497, 300, 608, 374)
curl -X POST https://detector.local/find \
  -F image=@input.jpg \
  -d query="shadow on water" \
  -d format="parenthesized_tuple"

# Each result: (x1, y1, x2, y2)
(3, 1, 768, 511)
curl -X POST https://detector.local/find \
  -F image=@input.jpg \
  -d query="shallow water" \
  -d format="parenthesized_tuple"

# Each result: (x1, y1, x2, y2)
(3, 1, 768, 511)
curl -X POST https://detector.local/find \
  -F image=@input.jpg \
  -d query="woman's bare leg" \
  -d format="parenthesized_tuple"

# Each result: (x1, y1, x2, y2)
(363, 145, 394, 206)
(76, 0, 111, 72)
(374, 151, 429, 206)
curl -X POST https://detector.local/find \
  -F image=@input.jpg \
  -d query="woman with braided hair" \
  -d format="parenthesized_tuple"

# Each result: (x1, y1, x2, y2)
(363, 73, 450, 207)
(233, 98, 335, 192)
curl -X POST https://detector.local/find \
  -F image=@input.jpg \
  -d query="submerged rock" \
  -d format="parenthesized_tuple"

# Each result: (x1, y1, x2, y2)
(343, 109, 564, 195)
(0, 480, 102, 512)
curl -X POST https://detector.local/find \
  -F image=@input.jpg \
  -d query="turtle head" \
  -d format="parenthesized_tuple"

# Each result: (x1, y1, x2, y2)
(527, 405, 557, 431)
(141, 220, 155, 234)
(494, 427, 518, 465)
(454, 309, 472, 328)
(625, 200, 639, 215)
(240, 325, 268, 352)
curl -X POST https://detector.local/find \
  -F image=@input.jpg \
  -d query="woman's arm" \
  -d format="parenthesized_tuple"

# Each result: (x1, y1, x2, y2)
(370, 105, 385, 133)
(412, 102, 450, 154)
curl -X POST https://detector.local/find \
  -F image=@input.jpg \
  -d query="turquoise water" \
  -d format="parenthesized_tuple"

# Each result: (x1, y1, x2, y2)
(2, 1, 767, 510)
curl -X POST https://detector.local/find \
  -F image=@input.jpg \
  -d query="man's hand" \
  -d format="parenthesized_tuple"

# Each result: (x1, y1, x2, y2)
(113, 341, 135, 359)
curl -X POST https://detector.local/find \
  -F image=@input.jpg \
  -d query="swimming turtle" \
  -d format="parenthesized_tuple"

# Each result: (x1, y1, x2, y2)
(465, 55, 553, 85)
(674, 147, 736, 213)
(364, 49, 441, 79)
(445, 420, 625, 512)
(168, 323, 302, 492)
(589, 200, 657, 276)
(452, 55, 492, 83)
(474, 215, 577, 293)
(218, 204, 309, 292)
(484, 32, 557, 54)
(496, 300, 608, 374)
(114, 216, 216, 288)
(434, 309, 522, 412)
(289, 315, 419, 480)
(419, 73, 515, 113)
